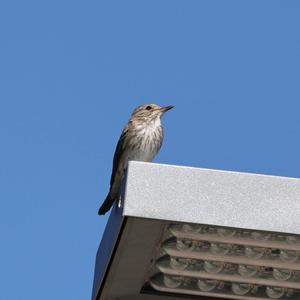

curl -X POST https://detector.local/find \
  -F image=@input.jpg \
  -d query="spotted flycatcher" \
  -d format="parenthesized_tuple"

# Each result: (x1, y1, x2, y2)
(98, 104, 174, 215)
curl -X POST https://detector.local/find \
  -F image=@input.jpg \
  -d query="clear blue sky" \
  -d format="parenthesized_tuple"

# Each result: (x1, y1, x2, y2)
(1, 1, 300, 299)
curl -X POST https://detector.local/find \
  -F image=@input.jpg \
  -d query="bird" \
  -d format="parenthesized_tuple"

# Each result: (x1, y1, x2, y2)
(98, 103, 174, 215)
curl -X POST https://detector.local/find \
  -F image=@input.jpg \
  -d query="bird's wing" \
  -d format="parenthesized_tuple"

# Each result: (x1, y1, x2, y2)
(109, 126, 128, 187)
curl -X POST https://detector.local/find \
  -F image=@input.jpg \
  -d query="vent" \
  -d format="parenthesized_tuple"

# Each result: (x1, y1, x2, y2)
(148, 223, 300, 299)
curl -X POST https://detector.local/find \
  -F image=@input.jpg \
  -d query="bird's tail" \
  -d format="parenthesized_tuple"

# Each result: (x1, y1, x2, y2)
(98, 193, 114, 215)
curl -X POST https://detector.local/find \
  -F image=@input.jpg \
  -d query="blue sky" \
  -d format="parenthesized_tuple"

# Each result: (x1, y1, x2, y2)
(1, 1, 300, 299)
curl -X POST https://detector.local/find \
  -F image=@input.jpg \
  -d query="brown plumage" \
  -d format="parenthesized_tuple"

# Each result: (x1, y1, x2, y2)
(98, 104, 174, 215)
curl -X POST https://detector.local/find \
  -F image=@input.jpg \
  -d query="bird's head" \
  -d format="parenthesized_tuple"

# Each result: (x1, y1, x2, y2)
(131, 104, 174, 122)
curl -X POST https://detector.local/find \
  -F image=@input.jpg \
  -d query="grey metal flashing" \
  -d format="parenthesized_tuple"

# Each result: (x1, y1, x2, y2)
(91, 204, 124, 300)
(124, 162, 300, 235)
(92, 162, 300, 300)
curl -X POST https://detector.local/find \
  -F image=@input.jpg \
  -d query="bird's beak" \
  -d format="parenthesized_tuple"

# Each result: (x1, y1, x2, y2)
(160, 105, 174, 113)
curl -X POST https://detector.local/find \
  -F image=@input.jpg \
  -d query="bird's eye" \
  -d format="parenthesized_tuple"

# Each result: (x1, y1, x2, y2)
(146, 106, 152, 110)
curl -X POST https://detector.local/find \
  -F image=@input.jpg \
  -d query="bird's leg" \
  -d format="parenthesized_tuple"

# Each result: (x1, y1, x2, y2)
(118, 194, 122, 208)
(117, 168, 126, 209)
